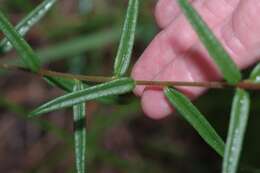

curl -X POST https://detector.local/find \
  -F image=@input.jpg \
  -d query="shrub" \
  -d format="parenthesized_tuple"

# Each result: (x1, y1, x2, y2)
(0, 0, 259, 173)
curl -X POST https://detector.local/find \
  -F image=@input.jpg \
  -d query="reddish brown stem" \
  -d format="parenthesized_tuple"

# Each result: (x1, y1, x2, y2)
(0, 63, 259, 90)
(135, 80, 260, 90)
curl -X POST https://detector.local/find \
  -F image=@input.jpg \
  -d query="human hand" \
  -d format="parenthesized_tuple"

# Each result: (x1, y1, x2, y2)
(131, 0, 260, 119)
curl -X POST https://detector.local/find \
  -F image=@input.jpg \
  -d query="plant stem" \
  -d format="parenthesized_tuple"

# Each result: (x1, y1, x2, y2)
(39, 68, 115, 83)
(136, 80, 260, 90)
(1, 63, 260, 90)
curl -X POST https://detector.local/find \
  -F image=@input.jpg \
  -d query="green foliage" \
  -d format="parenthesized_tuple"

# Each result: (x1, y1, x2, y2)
(0, 7, 96, 100)
(0, 11, 40, 71)
(222, 89, 250, 173)
(0, 0, 56, 53)
(250, 63, 260, 83)
(164, 87, 225, 156)
(178, 0, 241, 84)
(45, 76, 77, 92)
(0, 8, 77, 93)
(0, 6, 124, 107)
(0, 0, 259, 172)
(114, 0, 139, 76)
(30, 78, 135, 117)
(45, 77, 120, 104)
(73, 81, 87, 173)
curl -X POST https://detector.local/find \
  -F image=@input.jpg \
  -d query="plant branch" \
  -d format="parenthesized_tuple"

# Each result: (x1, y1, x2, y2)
(0, 63, 260, 90)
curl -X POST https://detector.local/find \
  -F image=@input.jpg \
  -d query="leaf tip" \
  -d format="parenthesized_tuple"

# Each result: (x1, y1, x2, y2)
(28, 111, 37, 118)
(28, 108, 43, 118)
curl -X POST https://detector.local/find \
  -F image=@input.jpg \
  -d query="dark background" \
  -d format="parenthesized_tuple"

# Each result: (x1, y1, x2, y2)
(0, 0, 259, 172)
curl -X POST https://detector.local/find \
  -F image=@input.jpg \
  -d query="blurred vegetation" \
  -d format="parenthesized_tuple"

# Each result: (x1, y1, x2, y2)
(0, 0, 259, 173)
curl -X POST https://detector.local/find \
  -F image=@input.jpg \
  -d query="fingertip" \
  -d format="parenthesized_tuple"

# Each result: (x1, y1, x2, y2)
(141, 89, 173, 119)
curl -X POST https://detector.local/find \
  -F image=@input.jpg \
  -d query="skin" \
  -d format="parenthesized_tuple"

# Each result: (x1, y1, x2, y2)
(131, 0, 260, 119)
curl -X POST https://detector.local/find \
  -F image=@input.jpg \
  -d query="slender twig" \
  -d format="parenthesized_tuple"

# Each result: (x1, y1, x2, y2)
(136, 80, 260, 90)
(0, 63, 114, 82)
(39, 69, 115, 83)
(0, 63, 260, 90)
(136, 80, 230, 89)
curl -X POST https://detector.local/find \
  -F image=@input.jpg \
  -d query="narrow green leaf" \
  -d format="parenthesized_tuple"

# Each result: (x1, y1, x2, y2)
(0, 0, 56, 53)
(30, 78, 135, 117)
(73, 81, 86, 173)
(45, 76, 76, 92)
(113, 0, 139, 76)
(0, 6, 121, 106)
(222, 89, 250, 173)
(45, 76, 125, 105)
(0, 10, 40, 71)
(178, 0, 241, 84)
(46, 77, 121, 104)
(250, 63, 260, 83)
(0, 10, 91, 97)
(164, 87, 225, 156)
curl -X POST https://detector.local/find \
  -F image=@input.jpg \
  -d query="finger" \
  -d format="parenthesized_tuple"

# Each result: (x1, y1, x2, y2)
(141, 88, 174, 119)
(132, 0, 236, 96)
(141, 57, 200, 119)
(141, 16, 260, 119)
(155, 0, 195, 28)
(231, 0, 260, 54)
